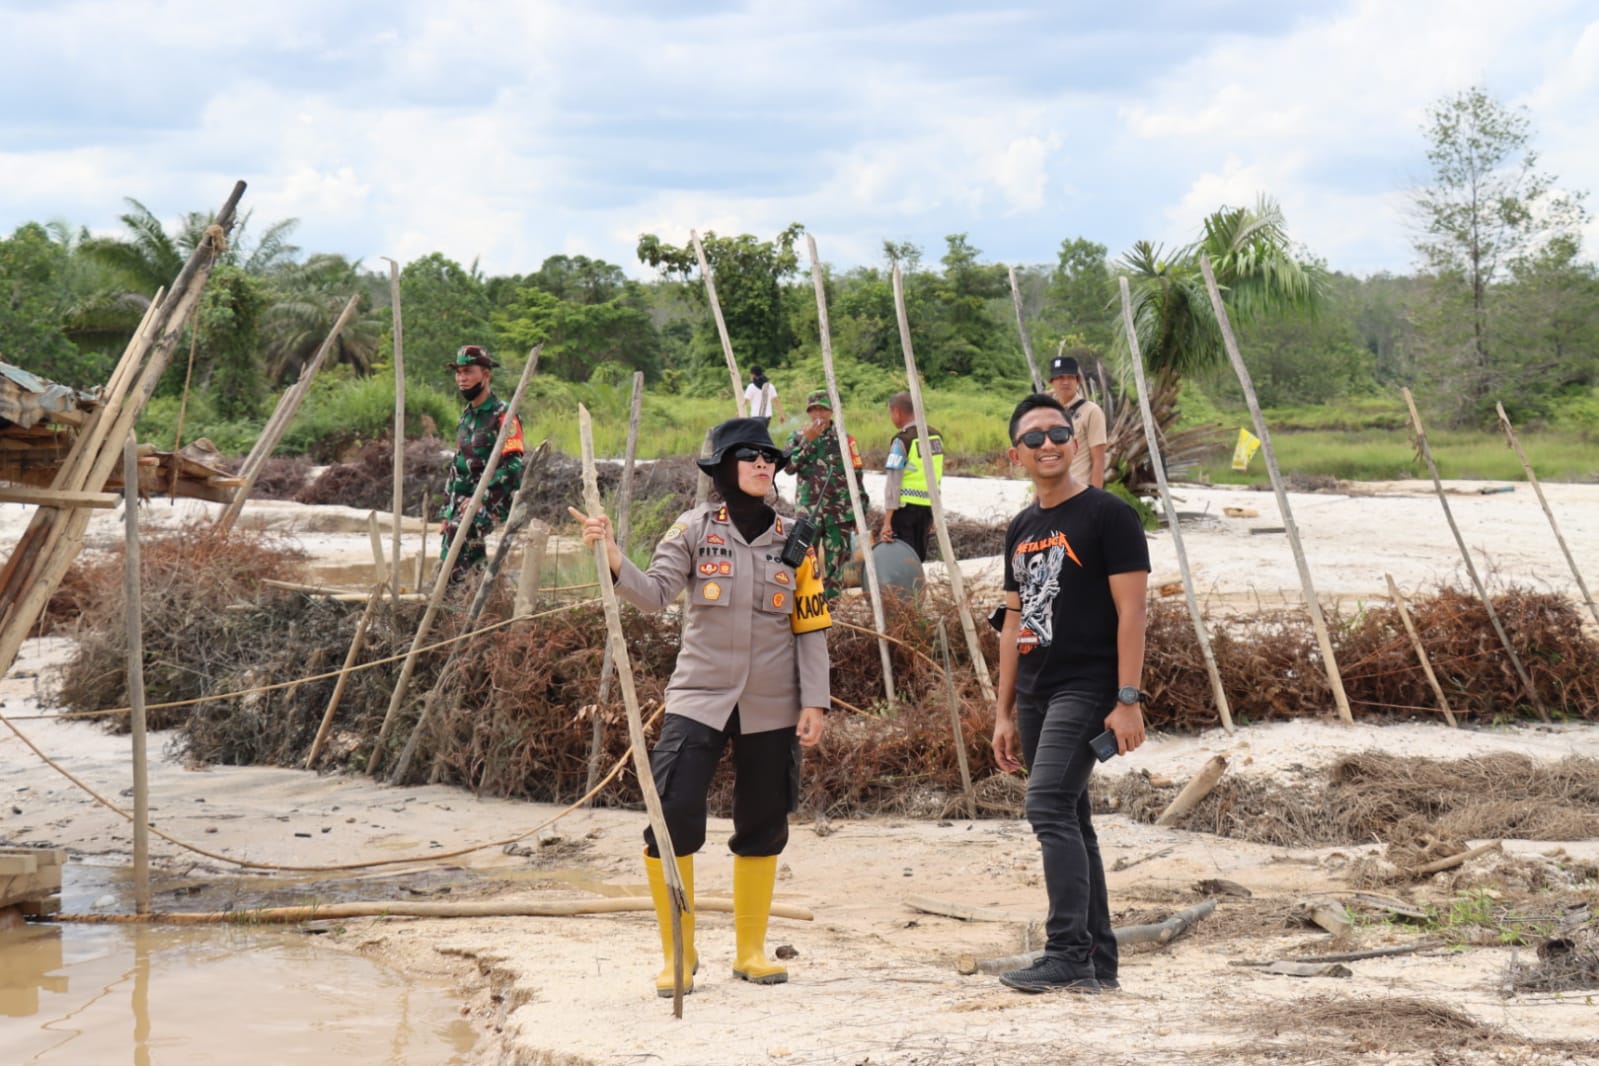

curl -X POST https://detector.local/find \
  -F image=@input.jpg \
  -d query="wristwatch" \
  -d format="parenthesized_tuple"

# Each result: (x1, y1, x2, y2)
(1115, 685, 1145, 706)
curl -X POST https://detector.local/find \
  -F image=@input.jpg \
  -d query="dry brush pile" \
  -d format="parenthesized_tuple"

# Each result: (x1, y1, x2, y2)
(47, 526, 1599, 820)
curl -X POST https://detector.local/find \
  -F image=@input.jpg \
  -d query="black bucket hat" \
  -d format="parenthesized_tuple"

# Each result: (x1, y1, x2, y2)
(696, 417, 788, 474)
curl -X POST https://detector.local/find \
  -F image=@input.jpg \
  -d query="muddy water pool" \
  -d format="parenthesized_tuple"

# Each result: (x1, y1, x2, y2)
(0, 865, 477, 1065)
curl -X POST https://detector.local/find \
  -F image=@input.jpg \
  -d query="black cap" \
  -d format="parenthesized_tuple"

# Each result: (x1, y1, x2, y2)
(1048, 355, 1081, 379)
(696, 417, 788, 474)
(446, 344, 498, 372)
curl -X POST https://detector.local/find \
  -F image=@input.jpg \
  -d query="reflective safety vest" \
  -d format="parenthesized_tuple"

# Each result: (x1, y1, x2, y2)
(898, 426, 944, 504)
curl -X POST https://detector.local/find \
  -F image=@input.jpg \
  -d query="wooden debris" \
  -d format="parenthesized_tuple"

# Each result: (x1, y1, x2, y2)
(1395, 839, 1503, 880)
(1155, 754, 1229, 827)
(1195, 878, 1252, 898)
(1291, 897, 1353, 938)
(50, 896, 815, 925)
(958, 898, 1218, 975)
(1263, 961, 1352, 978)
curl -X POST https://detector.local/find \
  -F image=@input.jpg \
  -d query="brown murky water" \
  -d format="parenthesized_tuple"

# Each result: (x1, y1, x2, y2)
(1, 865, 477, 1064)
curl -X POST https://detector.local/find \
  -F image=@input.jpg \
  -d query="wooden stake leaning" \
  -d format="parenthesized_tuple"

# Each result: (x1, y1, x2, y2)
(586, 373, 646, 799)
(1495, 402, 1599, 628)
(306, 583, 384, 768)
(579, 404, 689, 1017)
(217, 292, 361, 533)
(891, 262, 995, 703)
(1118, 276, 1233, 732)
(690, 230, 748, 416)
(936, 621, 976, 819)
(383, 256, 406, 602)
(368, 345, 543, 775)
(1007, 266, 1045, 394)
(1383, 572, 1457, 728)
(1199, 255, 1352, 723)
(123, 436, 150, 916)
(805, 235, 894, 705)
(1402, 388, 1548, 722)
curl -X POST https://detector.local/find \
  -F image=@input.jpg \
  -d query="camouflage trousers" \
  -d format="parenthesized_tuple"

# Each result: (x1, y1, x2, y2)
(813, 512, 853, 601)
(441, 514, 493, 583)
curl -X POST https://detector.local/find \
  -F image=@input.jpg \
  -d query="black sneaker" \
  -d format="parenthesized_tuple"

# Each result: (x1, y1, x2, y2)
(1098, 975, 1120, 991)
(999, 956, 1101, 994)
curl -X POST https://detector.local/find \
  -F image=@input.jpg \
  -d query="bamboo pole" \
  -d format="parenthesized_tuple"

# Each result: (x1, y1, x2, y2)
(56, 896, 812, 926)
(398, 442, 553, 786)
(1199, 255, 1352, 723)
(217, 292, 361, 533)
(690, 230, 747, 416)
(383, 256, 406, 602)
(1155, 755, 1228, 827)
(1383, 572, 1458, 728)
(586, 373, 646, 799)
(936, 621, 976, 819)
(1118, 276, 1233, 732)
(1007, 266, 1045, 394)
(305, 583, 384, 768)
(123, 437, 150, 916)
(1402, 388, 1547, 721)
(805, 235, 895, 704)
(366, 511, 387, 586)
(514, 522, 547, 618)
(1495, 402, 1598, 628)
(578, 404, 689, 1016)
(169, 327, 199, 498)
(890, 261, 994, 703)
(368, 345, 542, 775)
(0, 183, 243, 680)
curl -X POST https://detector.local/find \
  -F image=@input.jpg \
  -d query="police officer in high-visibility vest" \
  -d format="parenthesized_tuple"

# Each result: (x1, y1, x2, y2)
(572, 417, 831, 998)
(440, 344, 525, 582)
(879, 390, 944, 562)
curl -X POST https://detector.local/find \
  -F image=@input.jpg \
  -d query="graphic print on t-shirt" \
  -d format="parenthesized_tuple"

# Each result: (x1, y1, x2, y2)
(1013, 531, 1082, 655)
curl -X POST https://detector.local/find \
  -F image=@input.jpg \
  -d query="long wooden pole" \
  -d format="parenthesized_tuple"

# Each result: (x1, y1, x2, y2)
(579, 404, 688, 1016)
(1118, 276, 1233, 732)
(891, 261, 995, 703)
(805, 235, 895, 704)
(586, 372, 646, 798)
(368, 345, 542, 774)
(1199, 255, 1352, 723)
(1495, 402, 1598, 628)
(305, 583, 384, 768)
(1383, 572, 1458, 728)
(1402, 388, 1548, 721)
(0, 183, 243, 679)
(169, 328, 199, 498)
(936, 621, 976, 819)
(1007, 266, 1045, 394)
(383, 256, 406, 601)
(217, 292, 361, 532)
(690, 230, 747, 416)
(123, 437, 150, 916)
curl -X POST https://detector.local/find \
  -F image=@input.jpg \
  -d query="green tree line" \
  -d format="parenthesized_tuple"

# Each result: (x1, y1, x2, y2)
(2, 86, 1594, 457)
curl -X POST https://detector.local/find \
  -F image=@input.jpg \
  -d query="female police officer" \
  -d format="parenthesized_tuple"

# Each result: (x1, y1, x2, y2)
(573, 417, 830, 997)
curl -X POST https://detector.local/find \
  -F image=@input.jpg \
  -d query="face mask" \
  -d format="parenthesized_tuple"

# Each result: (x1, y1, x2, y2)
(459, 382, 485, 403)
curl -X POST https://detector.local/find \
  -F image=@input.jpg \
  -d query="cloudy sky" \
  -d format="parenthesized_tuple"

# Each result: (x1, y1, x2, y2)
(3, 0, 1595, 280)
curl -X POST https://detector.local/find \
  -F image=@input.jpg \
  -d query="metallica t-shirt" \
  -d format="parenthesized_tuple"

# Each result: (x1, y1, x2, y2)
(1002, 486, 1150, 695)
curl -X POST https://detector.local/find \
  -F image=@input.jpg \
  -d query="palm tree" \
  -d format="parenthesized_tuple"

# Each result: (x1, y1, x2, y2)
(259, 253, 383, 381)
(1108, 196, 1324, 486)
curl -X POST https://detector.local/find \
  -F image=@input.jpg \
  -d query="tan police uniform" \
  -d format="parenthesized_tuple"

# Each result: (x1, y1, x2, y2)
(615, 502, 831, 730)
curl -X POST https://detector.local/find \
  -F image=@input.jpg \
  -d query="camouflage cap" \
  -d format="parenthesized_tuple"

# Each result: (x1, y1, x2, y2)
(804, 389, 831, 410)
(446, 344, 498, 372)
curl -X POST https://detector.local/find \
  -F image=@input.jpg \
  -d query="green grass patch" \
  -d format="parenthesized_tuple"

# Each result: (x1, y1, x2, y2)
(1194, 426, 1598, 484)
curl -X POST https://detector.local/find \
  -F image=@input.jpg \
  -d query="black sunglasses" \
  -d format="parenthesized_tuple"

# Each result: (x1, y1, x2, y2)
(733, 446, 782, 464)
(1014, 426, 1074, 448)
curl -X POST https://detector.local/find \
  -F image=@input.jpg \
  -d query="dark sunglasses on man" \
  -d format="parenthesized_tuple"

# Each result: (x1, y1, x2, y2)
(1014, 425, 1074, 449)
(734, 446, 783, 464)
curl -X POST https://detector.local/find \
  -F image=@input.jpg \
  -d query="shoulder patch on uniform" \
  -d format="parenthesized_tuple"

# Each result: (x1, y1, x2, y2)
(662, 523, 686, 542)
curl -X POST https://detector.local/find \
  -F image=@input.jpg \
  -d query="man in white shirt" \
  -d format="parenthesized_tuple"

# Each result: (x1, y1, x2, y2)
(743, 365, 783, 424)
(1047, 353, 1107, 488)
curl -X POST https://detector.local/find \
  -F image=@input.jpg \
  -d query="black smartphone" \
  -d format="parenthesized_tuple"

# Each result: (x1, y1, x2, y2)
(1089, 729, 1120, 762)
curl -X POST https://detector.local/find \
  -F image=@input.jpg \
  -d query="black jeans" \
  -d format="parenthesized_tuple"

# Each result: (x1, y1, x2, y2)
(643, 709, 799, 859)
(890, 504, 933, 562)
(1016, 681, 1117, 981)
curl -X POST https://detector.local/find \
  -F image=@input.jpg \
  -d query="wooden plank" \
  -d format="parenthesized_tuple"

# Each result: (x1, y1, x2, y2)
(0, 854, 39, 875)
(0, 487, 120, 508)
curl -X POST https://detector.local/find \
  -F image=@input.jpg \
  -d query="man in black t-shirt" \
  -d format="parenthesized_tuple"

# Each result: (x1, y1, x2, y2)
(992, 393, 1150, 995)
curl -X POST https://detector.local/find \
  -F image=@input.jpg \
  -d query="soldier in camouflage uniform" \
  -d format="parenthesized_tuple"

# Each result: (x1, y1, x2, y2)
(440, 345, 525, 583)
(783, 389, 864, 601)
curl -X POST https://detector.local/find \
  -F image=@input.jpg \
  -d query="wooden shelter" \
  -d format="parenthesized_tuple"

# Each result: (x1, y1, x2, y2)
(0, 361, 240, 505)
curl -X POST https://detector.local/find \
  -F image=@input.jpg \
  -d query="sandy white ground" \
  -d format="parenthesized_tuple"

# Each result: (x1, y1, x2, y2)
(4, 477, 1599, 1064)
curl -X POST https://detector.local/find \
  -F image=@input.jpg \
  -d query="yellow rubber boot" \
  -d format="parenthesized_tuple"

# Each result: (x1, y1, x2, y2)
(731, 854, 788, 984)
(643, 851, 696, 998)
